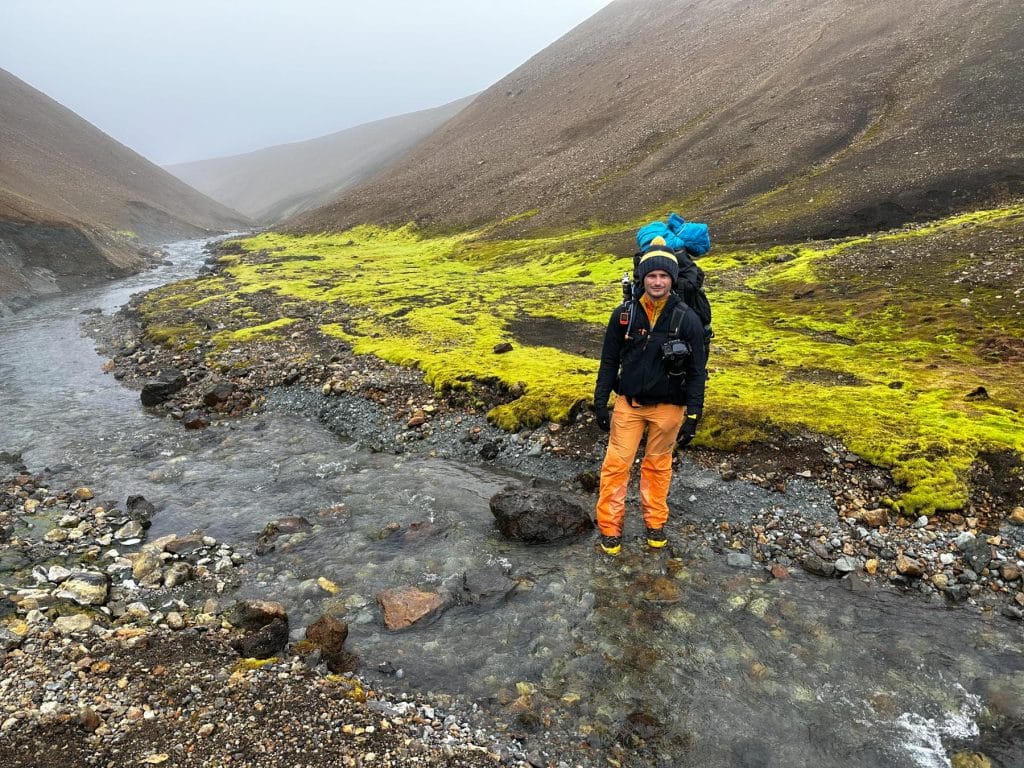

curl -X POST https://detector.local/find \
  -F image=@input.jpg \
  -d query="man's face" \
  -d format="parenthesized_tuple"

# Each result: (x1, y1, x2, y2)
(643, 270, 673, 300)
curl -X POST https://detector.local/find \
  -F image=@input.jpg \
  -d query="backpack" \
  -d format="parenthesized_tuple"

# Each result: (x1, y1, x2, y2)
(632, 246, 712, 333)
(627, 213, 714, 353)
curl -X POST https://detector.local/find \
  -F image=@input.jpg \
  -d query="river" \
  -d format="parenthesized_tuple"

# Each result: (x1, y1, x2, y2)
(1, 238, 1021, 767)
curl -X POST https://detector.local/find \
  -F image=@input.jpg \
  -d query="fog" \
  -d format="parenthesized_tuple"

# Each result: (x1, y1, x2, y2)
(0, 0, 610, 165)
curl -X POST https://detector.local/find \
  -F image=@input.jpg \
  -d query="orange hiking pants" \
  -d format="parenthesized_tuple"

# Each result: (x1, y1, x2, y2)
(595, 398, 685, 536)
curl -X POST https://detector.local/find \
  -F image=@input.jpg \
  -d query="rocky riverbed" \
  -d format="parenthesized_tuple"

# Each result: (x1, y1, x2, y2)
(84, 272, 1024, 621)
(0, 469, 535, 768)
(2, 239, 1023, 768)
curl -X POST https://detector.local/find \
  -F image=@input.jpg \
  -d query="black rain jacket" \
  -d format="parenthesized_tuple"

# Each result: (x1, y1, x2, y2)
(594, 293, 707, 413)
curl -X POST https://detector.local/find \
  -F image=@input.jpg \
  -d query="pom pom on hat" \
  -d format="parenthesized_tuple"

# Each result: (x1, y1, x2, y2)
(636, 236, 679, 284)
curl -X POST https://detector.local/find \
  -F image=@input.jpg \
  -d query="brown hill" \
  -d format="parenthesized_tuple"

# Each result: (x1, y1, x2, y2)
(289, 0, 1024, 242)
(166, 96, 474, 225)
(0, 68, 251, 312)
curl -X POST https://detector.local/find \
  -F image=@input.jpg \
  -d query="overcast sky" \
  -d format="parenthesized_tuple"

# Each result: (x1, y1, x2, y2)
(0, 1, 610, 166)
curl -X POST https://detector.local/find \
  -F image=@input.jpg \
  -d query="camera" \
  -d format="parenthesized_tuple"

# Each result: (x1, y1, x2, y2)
(661, 338, 691, 375)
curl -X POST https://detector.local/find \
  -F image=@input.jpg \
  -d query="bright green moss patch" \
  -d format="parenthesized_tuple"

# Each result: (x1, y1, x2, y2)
(140, 204, 1024, 514)
(215, 317, 296, 345)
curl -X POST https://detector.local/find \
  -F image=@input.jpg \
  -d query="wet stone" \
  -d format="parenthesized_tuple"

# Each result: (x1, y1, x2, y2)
(305, 613, 349, 654)
(230, 617, 288, 659)
(126, 495, 156, 523)
(181, 411, 209, 430)
(489, 487, 592, 544)
(163, 562, 193, 588)
(115, 520, 144, 540)
(140, 368, 187, 406)
(164, 533, 205, 555)
(132, 550, 163, 585)
(57, 571, 110, 605)
(225, 599, 287, 631)
(1009, 507, 1024, 525)
(802, 555, 834, 577)
(377, 586, 445, 631)
(203, 382, 234, 406)
(459, 566, 517, 606)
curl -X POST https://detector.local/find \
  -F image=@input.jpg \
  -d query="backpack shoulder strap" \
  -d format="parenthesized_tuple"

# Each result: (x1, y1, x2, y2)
(668, 306, 686, 339)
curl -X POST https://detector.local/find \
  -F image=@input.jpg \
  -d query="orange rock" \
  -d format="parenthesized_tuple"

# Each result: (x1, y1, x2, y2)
(377, 587, 444, 630)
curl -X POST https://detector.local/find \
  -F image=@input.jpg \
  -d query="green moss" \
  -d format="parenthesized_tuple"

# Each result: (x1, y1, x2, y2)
(141, 204, 1024, 514)
(233, 657, 278, 671)
(214, 317, 296, 345)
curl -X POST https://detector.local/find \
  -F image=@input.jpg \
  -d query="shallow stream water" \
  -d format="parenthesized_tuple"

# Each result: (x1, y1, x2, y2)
(1, 239, 1021, 767)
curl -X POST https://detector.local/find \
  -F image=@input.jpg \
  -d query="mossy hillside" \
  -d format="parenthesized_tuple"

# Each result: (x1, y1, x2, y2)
(138, 206, 1023, 514)
(705, 203, 1024, 512)
(224, 226, 626, 429)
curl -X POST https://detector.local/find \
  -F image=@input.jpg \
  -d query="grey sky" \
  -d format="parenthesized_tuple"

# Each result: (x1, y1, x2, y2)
(1, 0, 610, 166)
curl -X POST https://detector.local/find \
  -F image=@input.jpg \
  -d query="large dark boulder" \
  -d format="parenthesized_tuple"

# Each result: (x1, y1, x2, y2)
(489, 487, 593, 544)
(140, 368, 187, 406)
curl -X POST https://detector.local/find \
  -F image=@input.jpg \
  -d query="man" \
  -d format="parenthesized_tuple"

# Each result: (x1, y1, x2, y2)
(593, 236, 708, 555)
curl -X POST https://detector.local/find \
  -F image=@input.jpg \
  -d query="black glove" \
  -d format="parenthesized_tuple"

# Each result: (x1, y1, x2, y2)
(595, 405, 611, 432)
(677, 413, 699, 447)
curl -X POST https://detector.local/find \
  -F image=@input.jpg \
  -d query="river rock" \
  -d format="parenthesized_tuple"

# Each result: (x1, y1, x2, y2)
(73, 487, 94, 501)
(955, 532, 977, 551)
(809, 540, 831, 560)
(0, 626, 23, 651)
(164, 533, 205, 555)
(305, 614, 349, 654)
(962, 538, 993, 572)
(1009, 507, 1024, 525)
(852, 508, 888, 528)
(489, 487, 593, 544)
(47, 565, 72, 583)
(115, 520, 144, 540)
(305, 614, 354, 673)
(896, 554, 926, 578)
(140, 368, 187, 406)
(54, 613, 95, 633)
(255, 516, 312, 555)
(131, 549, 164, 585)
(163, 562, 193, 588)
(230, 618, 288, 659)
(181, 411, 209, 430)
(377, 587, 445, 630)
(801, 555, 834, 577)
(726, 552, 752, 568)
(126, 494, 156, 524)
(459, 566, 517, 605)
(57, 571, 110, 605)
(834, 556, 860, 573)
(225, 600, 287, 631)
(203, 382, 234, 406)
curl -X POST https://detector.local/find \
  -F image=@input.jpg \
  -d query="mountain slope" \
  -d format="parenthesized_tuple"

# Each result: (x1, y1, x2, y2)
(288, 0, 1024, 242)
(166, 96, 474, 224)
(0, 68, 251, 312)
